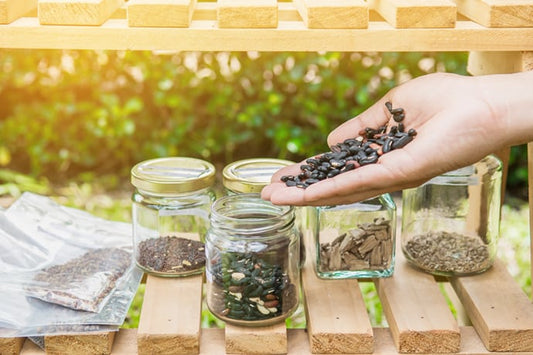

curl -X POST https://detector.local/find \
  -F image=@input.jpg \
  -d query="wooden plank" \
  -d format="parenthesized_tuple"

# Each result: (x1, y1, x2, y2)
(529, 140, 533, 300)
(0, 0, 36, 24)
(38, 0, 124, 25)
(44, 332, 116, 355)
(5, 18, 533, 51)
(225, 323, 287, 354)
(137, 274, 203, 355)
(375, 256, 460, 353)
(450, 259, 533, 352)
(453, 0, 533, 28)
(291, 0, 368, 29)
(127, 0, 197, 28)
(301, 256, 373, 353)
(217, 0, 278, 28)
(0, 337, 25, 355)
(369, 0, 457, 28)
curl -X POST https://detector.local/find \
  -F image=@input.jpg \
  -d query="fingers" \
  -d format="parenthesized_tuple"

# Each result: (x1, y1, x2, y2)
(327, 96, 392, 147)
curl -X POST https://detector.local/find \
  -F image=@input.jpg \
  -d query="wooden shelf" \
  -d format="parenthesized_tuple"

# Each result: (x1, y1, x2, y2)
(1, 1, 533, 51)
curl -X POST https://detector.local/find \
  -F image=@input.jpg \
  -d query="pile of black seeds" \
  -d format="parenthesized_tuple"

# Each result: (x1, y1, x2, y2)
(281, 101, 417, 188)
(28, 248, 131, 312)
(137, 236, 205, 274)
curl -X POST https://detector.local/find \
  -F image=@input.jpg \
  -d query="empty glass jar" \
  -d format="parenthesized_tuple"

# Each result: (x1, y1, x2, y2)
(401, 155, 502, 276)
(315, 194, 397, 279)
(131, 157, 216, 277)
(205, 194, 300, 326)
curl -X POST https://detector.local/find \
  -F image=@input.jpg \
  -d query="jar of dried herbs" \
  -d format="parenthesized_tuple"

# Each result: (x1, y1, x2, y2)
(131, 157, 216, 277)
(205, 194, 299, 326)
(315, 194, 396, 279)
(222, 158, 312, 267)
(401, 155, 502, 276)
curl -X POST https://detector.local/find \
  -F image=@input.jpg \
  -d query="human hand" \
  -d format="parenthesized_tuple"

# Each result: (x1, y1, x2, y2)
(262, 72, 513, 206)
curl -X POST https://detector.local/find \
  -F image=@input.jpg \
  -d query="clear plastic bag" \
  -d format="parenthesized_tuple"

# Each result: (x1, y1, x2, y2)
(0, 192, 143, 337)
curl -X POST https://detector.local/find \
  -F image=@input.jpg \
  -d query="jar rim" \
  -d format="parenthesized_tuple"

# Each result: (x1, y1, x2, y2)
(209, 193, 294, 237)
(222, 158, 295, 194)
(131, 157, 215, 194)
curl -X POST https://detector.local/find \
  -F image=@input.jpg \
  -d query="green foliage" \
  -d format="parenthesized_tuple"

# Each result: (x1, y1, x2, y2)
(0, 49, 469, 184)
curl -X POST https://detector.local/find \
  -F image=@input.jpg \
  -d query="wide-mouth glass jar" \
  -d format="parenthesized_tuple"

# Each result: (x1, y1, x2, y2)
(131, 157, 216, 277)
(205, 193, 300, 327)
(401, 155, 502, 276)
(223, 158, 312, 267)
(315, 194, 396, 279)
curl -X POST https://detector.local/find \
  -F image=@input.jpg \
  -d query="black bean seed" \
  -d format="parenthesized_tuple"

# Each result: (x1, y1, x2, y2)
(343, 163, 355, 172)
(286, 180, 297, 187)
(393, 112, 405, 122)
(391, 134, 413, 149)
(382, 138, 394, 154)
(306, 178, 320, 185)
(385, 101, 393, 112)
(280, 176, 290, 182)
(391, 107, 404, 115)
(327, 169, 340, 178)
(408, 128, 417, 137)
(398, 122, 405, 132)
(330, 145, 341, 153)
(306, 158, 319, 166)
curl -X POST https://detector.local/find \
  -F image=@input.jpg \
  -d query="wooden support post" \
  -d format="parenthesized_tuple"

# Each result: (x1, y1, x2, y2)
(127, 0, 197, 28)
(225, 323, 287, 354)
(453, 0, 533, 28)
(291, 0, 368, 29)
(0, 0, 37, 24)
(217, 0, 278, 28)
(45, 332, 116, 355)
(38, 0, 124, 25)
(137, 274, 203, 355)
(368, 0, 456, 28)
(0, 337, 25, 355)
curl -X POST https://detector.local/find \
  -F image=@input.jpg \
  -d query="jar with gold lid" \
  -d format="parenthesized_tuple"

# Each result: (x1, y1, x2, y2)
(223, 158, 312, 267)
(131, 157, 216, 277)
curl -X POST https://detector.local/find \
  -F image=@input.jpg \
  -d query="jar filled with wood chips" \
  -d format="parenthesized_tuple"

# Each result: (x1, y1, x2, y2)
(222, 158, 312, 267)
(205, 193, 300, 326)
(131, 157, 216, 277)
(401, 155, 502, 276)
(315, 194, 397, 279)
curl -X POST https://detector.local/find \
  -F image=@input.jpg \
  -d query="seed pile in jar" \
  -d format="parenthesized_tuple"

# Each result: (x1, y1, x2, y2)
(27, 248, 131, 312)
(210, 252, 297, 322)
(403, 231, 491, 274)
(281, 102, 416, 188)
(137, 236, 205, 274)
(319, 217, 393, 272)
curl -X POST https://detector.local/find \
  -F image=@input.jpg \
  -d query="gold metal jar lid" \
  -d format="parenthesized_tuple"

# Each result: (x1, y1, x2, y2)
(222, 158, 294, 193)
(131, 157, 216, 194)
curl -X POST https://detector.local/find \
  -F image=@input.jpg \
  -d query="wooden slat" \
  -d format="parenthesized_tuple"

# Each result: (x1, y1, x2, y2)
(524, 51, 533, 301)
(0, 0, 36, 24)
(137, 274, 203, 355)
(450, 259, 533, 352)
(375, 256, 460, 353)
(4, 18, 533, 51)
(44, 332, 116, 355)
(38, 0, 124, 26)
(217, 0, 278, 28)
(369, 0, 457, 28)
(225, 323, 287, 354)
(453, 0, 533, 28)
(291, 0, 369, 29)
(127, 0, 197, 28)
(0, 337, 25, 355)
(301, 255, 374, 354)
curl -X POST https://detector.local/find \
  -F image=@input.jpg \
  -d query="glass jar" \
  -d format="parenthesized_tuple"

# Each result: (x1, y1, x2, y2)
(131, 157, 216, 277)
(222, 158, 312, 267)
(401, 155, 502, 276)
(315, 194, 396, 279)
(205, 194, 300, 326)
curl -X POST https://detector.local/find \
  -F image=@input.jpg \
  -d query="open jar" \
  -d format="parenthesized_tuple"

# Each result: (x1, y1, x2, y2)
(130, 157, 216, 277)
(401, 155, 502, 276)
(315, 194, 396, 279)
(205, 194, 300, 326)
(222, 158, 311, 267)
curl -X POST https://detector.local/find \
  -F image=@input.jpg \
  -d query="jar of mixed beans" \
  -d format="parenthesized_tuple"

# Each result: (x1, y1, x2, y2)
(401, 155, 502, 276)
(315, 194, 397, 279)
(131, 157, 216, 277)
(205, 194, 300, 326)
